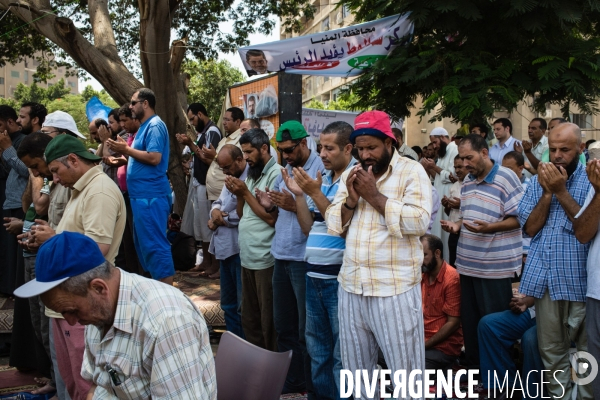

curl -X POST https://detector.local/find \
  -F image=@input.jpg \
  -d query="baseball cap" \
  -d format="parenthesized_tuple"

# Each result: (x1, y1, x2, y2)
(14, 232, 106, 298)
(276, 120, 308, 142)
(350, 110, 396, 144)
(44, 134, 101, 164)
(430, 127, 449, 137)
(43, 111, 86, 139)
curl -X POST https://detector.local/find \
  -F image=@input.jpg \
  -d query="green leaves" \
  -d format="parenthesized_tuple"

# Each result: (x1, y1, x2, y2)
(338, 0, 600, 124)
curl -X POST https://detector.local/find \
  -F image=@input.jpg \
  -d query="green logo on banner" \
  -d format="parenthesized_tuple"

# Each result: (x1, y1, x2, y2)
(347, 55, 386, 69)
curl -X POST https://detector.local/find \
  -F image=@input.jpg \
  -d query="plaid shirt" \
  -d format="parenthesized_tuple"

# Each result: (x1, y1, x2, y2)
(326, 150, 432, 297)
(518, 162, 591, 301)
(82, 270, 216, 399)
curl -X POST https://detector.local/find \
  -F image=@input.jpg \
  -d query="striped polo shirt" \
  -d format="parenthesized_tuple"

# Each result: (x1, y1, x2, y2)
(305, 158, 357, 277)
(456, 162, 524, 278)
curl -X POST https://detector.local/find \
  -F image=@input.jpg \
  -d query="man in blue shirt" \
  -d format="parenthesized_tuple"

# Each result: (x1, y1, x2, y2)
(518, 122, 592, 399)
(262, 121, 325, 397)
(107, 88, 174, 285)
(283, 121, 355, 400)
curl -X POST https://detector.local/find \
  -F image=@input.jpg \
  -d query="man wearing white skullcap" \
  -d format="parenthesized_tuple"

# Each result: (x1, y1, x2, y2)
(421, 127, 459, 262)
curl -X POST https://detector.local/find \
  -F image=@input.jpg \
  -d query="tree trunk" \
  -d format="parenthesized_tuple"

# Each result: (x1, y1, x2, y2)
(138, 0, 189, 214)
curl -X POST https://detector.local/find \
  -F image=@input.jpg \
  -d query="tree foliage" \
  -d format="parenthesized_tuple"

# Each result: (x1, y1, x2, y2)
(339, 0, 600, 124)
(306, 92, 363, 112)
(13, 79, 71, 104)
(184, 59, 246, 120)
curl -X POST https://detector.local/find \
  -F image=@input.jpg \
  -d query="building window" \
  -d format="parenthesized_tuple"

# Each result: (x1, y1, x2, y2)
(24, 71, 28, 83)
(68, 81, 76, 88)
(11, 71, 19, 78)
(321, 16, 330, 31)
(0, 77, 4, 85)
(571, 113, 593, 129)
(342, 4, 350, 19)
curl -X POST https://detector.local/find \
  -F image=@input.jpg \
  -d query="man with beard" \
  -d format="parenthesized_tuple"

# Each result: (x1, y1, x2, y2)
(97, 109, 128, 187)
(421, 127, 459, 262)
(240, 118, 279, 160)
(14, 231, 217, 399)
(514, 118, 548, 179)
(17, 102, 47, 135)
(106, 88, 174, 285)
(441, 134, 523, 370)
(176, 103, 221, 275)
(518, 123, 592, 399)
(420, 234, 462, 371)
(226, 128, 280, 351)
(326, 110, 432, 399)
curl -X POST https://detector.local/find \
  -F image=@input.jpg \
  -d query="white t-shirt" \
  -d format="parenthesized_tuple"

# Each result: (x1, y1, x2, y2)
(576, 187, 600, 300)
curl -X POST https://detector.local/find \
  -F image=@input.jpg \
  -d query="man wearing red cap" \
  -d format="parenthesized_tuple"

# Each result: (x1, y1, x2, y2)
(326, 110, 432, 398)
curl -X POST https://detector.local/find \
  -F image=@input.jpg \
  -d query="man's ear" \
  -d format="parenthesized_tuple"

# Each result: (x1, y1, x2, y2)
(435, 249, 442, 260)
(89, 278, 109, 296)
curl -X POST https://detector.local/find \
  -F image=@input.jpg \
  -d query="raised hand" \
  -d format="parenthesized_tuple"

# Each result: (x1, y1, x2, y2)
(440, 220, 461, 234)
(255, 188, 275, 209)
(267, 188, 296, 212)
(282, 169, 304, 196)
(106, 135, 129, 153)
(292, 167, 322, 197)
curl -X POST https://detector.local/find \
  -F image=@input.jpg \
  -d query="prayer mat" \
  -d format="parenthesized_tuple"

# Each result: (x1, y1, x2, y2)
(175, 271, 225, 327)
(0, 297, 14, 334)
(0, 366, 38, 395)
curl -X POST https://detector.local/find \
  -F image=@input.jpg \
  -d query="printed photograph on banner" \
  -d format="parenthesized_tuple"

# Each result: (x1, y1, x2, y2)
(244, 49, 273, 76)
(244, 94, 260, 119)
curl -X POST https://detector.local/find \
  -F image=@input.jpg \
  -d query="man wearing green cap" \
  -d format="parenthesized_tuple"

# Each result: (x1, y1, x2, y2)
(261, 120, 325, 396)
(29, 134, 126, 264)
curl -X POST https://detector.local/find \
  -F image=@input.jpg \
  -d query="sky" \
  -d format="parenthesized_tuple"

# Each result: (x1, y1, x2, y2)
(78, 19, 280, 92)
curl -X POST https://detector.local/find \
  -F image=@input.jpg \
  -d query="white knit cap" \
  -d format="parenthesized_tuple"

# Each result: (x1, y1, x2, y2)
(430, 127, 449, 137)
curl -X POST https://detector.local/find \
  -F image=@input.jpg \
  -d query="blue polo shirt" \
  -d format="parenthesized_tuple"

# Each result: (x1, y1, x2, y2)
(126, 115, 171, 198)
(271, 150, 325, 262)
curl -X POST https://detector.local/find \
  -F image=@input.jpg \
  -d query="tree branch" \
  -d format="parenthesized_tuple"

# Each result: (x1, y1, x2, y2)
(3, 0, 141, 104)
(87, 0, 120, 59)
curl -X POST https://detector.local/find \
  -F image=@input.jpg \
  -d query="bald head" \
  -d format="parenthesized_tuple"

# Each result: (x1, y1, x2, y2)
(217, 144, 245, 178)
(547, 122, 584, 176)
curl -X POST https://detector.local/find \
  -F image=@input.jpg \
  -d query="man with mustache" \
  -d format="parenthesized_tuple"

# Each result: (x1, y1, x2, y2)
(420, 234, 462, 371)
(518, 123, 592, 399)
(226, 128, 280, 351)
(326, 110, 432, 399)
(441, 134, 523, 372)
(17, 102, 47, 135)
(176, 103, 222, 275)
(422, 127, 459, 262)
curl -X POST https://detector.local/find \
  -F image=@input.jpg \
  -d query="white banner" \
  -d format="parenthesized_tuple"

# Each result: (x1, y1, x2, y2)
(238, 14, 413, 77)
(301, 108, 359, 141)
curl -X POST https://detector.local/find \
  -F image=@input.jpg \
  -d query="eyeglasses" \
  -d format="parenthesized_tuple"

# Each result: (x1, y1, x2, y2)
(130, 100, 142, 106)
(223, 118, 233, 122)
(277, 142, 300, 154)
(41, 130, 59, 135)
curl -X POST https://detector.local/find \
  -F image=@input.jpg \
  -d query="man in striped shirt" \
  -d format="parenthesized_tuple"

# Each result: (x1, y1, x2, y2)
(326, 111, 432, 399)
(282, 121, 356, 400)
(441, 134, 523, 368)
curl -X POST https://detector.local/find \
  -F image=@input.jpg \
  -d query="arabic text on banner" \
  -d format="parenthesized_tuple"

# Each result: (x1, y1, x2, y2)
(238, 14, 413, 78)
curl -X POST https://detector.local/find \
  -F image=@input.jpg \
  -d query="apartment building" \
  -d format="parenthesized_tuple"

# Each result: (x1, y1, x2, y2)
(0, 55, 79, 99)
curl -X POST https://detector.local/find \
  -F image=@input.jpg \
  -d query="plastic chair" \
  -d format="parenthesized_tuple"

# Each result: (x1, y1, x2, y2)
(215, 331, 292, 400)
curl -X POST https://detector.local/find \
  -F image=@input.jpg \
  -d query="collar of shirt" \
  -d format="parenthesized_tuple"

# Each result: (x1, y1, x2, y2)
(467, 161, 499, 184)
(568, 162, 585, 184)
(72, 165, 105, 192)
(493, 135, 517, 149)
(375, 148, 401, 183)
(198, 120, 215, 136)
(532, 135, 548, 150)
(423, 260, 450, 285)
(111, 269, 134, 335)
(225, 128, 241, 140)
(323, 158, 358, 185)
(285, 149, 320, 175)
(521, 175, 530, 185)
(261, 156, 277, 178)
